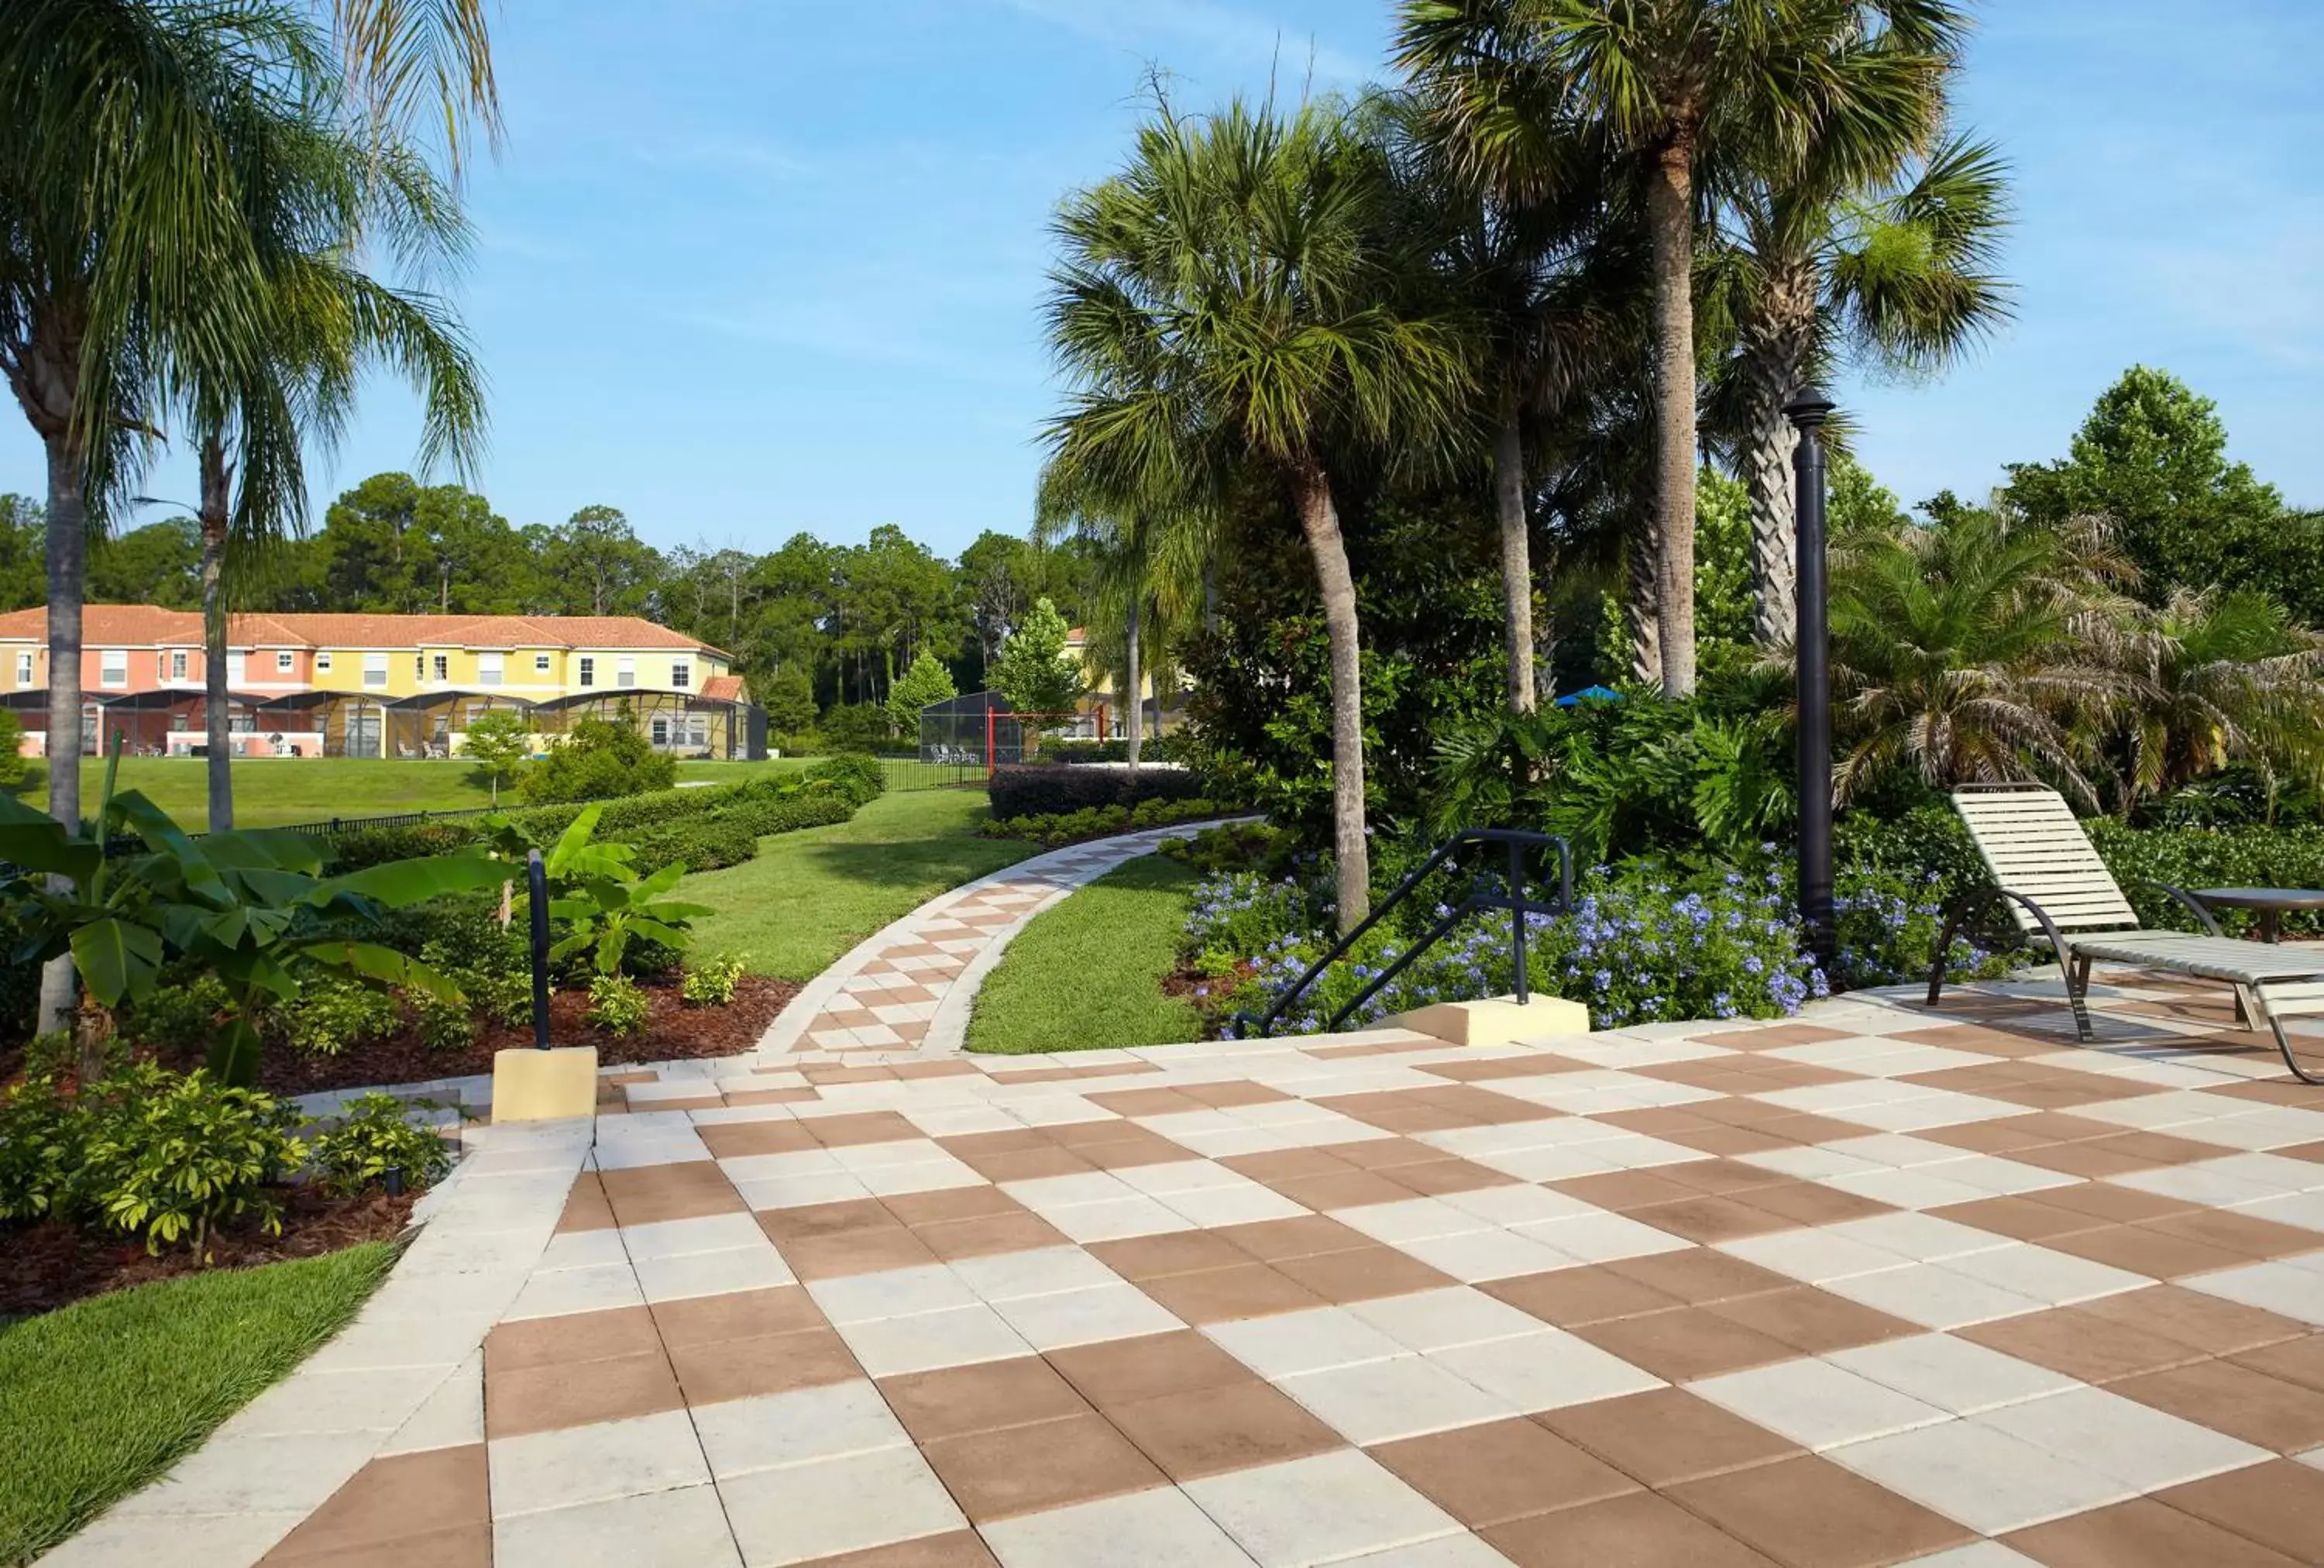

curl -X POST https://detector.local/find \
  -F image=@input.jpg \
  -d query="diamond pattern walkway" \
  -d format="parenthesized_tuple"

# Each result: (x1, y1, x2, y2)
(46, 968, 2324, 1567)
(758, 823, 1243, 1057)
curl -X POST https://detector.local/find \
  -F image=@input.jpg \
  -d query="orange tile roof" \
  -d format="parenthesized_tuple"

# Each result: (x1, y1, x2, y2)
(700, 674, 747, 702)
(0, 605, 201, 645)
(0, 606, 730, 658)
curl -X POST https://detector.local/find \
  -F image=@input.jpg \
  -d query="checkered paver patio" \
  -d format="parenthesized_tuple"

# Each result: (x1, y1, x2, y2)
(84, 965, 2324, 1568)
(759, 824, 1243, 1057)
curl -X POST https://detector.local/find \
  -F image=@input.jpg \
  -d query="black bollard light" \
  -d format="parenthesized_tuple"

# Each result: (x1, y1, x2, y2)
(528, 847, 552, 1049)
(1787, 387, 1838, 968)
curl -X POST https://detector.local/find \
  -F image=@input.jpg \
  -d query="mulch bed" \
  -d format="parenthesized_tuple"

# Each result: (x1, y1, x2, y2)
(136, 972, 800, 1098)
(0, 1186, 417, 1320)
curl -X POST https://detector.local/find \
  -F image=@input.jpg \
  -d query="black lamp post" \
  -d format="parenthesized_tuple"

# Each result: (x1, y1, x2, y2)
(1787, 387, 1837, 967)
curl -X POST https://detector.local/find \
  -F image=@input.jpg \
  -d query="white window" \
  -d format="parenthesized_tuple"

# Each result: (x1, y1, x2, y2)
(577, 656, 594, 689)
(651, 717, 669, 745)
(363, 653, 388, 688)
(228, 651, 247, 686)
(99, 649, 127, 688)
(170, 651, 187, 680)
(433, 654, 449, 681)
(617, 655, 636, 688)
(670, 659, 690, 690)
(14, 652, 30, 686)
(315, 652, 332, 672)
(276, 650, 294, 672)
(534, 653, 552, 674)
(477, 652, 504, 686)
(414, 654, 425, 679)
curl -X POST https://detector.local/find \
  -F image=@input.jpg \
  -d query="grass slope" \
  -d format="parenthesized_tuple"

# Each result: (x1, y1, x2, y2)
(5, 756, 805, 829)
(967, 854, 1203, 1054)
(683, 788, 1037, 982)
(0, 1243, 396, 1565)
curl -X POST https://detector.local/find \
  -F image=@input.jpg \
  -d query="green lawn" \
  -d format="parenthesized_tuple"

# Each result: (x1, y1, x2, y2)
(5, 756, 806, 829)
(0, 1243, 396, 1566)
(966, 853, 1205, 1054)
(683, 787, 1037, 982)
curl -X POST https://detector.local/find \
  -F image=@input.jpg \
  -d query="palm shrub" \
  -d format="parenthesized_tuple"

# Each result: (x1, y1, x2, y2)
(1430, 692, 1795, 865)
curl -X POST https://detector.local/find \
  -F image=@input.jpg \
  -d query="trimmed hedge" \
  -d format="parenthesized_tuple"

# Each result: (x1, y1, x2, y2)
(321, 755, 887, 876)
(987, 764, 1208, 821)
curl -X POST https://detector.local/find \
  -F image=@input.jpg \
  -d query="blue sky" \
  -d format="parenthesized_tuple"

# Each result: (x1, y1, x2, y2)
(6, 0, 2319, 555)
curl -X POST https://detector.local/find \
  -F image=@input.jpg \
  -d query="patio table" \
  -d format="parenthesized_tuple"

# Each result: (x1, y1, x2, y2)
(2188, 886, 2324, 944)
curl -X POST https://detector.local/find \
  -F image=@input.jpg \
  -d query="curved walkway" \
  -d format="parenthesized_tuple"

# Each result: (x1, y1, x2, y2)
(755, 822, 1240, 1060)
(53, 968, 2324, 1566)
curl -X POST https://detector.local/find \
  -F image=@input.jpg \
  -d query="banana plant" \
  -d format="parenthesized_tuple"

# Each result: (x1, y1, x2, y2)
(524, 803, 711, 975)
(0, 750, 511, 1085)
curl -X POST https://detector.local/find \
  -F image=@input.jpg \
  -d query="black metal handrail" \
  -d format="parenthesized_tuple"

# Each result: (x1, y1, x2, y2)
(1235, 827, 1573, 1038)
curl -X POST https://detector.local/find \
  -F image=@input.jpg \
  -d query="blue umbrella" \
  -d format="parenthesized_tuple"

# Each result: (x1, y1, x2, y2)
(1553, 686, 1622, 707)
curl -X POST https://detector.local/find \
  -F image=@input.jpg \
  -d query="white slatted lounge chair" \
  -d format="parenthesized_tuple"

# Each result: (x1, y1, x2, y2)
(1929, 782, 2324, 1082)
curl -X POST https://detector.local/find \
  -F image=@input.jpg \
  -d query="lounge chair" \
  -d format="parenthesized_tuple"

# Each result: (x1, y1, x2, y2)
(1928, 782, 2324, 1082)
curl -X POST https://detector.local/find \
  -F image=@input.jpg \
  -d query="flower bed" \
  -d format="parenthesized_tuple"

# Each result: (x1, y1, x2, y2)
(1167, 826, 2013, 1037)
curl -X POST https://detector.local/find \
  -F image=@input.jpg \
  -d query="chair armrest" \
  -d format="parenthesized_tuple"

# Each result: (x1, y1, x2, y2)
(2130, 879, 2226, 937)
(1994, 888, 2075, 956)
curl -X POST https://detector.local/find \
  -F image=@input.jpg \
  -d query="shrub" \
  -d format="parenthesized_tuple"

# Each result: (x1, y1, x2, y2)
(273, 971, 401, 1057)
(2087, 820, 2324, 938)
(623, 817, 760, 873)
(311, 1093, 452, 1195)
(518, 716, 678, 805)
(978, 798, 1226, 848)
(1831, 869, 2014, 991)
(414, 992, 479, 1052)
(586, 971, 650, 1035)
(326, 820, 480, 872)
(1184, 872, 1317, 977)
(74, 1064, 307, 1253)
(987, 764, 1207, 821)
(118, 974, 232, 1051)
(1046, 739, 1129, 764)
(1159, 820, 1290, 875)
(1198, 861, 1830, 1036)
(804, 752, 886, 805)
(0, 1075, 84, 1225)
(682, 955, 744, 1006)
(0, 707, 26, 789)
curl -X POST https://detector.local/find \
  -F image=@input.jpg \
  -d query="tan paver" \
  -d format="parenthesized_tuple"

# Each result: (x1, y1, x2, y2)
(57, 964, 2324, 1566)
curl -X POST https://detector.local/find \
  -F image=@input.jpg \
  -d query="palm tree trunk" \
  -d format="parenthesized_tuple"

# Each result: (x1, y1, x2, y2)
(1294, 466, 1370, 936)
(1742, 261, 1816, 648)
(1494, 395, 1537, 714)
(1647, 137, 1700, 698)
(199, 432, 234, 831)
(38, 429, 85, 1037)
(1124, 597, 1142, 772)
(1627, 511, 1662, 686)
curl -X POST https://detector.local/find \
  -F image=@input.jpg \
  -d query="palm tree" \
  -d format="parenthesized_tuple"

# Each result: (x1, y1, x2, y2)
(1404, 0, 1968, 697)
(3, 1, 343, 1028)
(1390, 28, 1618, 714)
(1714, 132, 2009, 645)
(1820, 509, 2135, 805)
(1043, 97, 1474, 933)
(327, 0, 504, 181)
(185, 125, 485, 830)
(2095, 588, 2324, 814)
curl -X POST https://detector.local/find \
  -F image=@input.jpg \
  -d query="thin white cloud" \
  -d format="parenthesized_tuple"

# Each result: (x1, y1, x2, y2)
(1002, 0, 1370, 87)
(634, 136, 817, 180)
